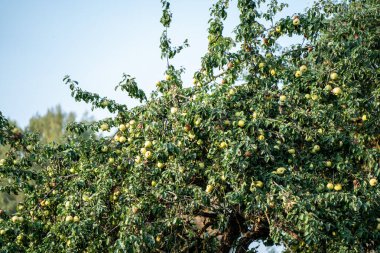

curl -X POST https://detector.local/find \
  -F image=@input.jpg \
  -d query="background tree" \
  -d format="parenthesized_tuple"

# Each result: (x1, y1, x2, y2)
(0, 0, 379, 252)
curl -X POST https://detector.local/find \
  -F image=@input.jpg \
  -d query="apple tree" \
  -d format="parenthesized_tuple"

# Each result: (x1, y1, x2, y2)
(0, 0, 379, 252)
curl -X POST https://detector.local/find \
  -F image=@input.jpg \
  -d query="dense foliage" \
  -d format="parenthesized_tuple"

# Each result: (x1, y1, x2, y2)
(0, 0, 379, 252)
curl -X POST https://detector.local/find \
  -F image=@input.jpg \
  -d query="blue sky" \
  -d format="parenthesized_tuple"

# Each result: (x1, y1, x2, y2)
(0, 0, 313, 128)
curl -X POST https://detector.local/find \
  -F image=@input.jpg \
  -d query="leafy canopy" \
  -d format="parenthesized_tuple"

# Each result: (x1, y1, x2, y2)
(0, 0, 379, 252)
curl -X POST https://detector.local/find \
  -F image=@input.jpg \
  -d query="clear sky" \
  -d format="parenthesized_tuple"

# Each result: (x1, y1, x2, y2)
(0, 0, 313, 128)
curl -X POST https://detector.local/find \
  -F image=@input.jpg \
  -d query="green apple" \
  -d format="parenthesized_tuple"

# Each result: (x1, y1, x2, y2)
(140, 148, 147, 154)
(157, 162, 164, 169)
(199, 162, 205, 169)
(108, 157, 115, 164)
(0, 159, 5, 166)
(151, 181, 157, 187)
(324, 84, 332, 91)
(73, 216, 80, 222)
(259, 62, 265, 69)
(288, 148, 296, 154)
(144, 140, 153, 148)
(327, 183, 334, 190)
(255, 181, 264, 188)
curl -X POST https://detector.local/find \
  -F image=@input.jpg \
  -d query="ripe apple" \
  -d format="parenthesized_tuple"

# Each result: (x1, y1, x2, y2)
(100, 123, 109, 131)
(295, 70, 302, 78)
(145, 151, 152, 159)
(334, 184, 342, 191)
(276, 167, 286, 175)
(219, 142, 228, 149)
(279, 95, 286, 102)
(255, 181, 264, 188)
(135, 156, 142, 163)
(73, 216, 80, 222)
(312, 145, 320, 152)
(144, 140, 153, 148)
(330, 72, 338, 80)
(331, 87, 342, 95)
(369, 178, 378, 186)
(119, 136, 127, 143)
(206, 185, 214, 193)
(238, 120, 245, 127)
(183, 125, 192, 132)
(119, 124, 126, 131)
(362, 115, 367, 121)
(65, 215, 73, 222)
(293, 18, 300, 26)
(170, 107, 178, 114)
(11, 216, 19, 223)
(327, 183, 334, 190)
(324, 84, 332, 91)
(300, 65, 307, 72)
(151, 181, 157, 187)
(132, 206, 139, 214)
(326, 161, 332, 167)
(258, 134, 265, 141)
(270, 69, 276, 76)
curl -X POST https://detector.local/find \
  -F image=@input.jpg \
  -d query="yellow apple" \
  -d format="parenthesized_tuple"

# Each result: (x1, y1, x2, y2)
(100, 123, 109, 131)
(300, 65, 307, 72)
(73, 216, 80, 222)
(279, 95, 286, 102)
(276, 167, 286, 175)
(275, 26, 281, 32)
(206, 185, 214, 193)
(293, 18, 300, 26)
(229, 89, 236, 95)
(369, 178, 378, 187)
(258, 134, 265, 141)
(170, 107, 178, 114)
(255, 181, 264, 188)
(295, 70, 302, 78)
(135, 156, 142, 163)
(327, 183, 334, 190)
(330, 72, 338, 80)
(326, 161, 332, 167)
(332, 87, 342, 95)
(270, 69, 276, 76)
(362, 115, 367, 121)
(65, 215, 73, 222)
(145, 151, 152, 159)
(334, 184, 342, 191)
(259, 62, 265, 69)
(132, 206, 139, 214)
(238, 120, 245, 127)
(119, 136, 127, 143)
(119, 124, 127, 131)
(219, 141, 228, 149)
